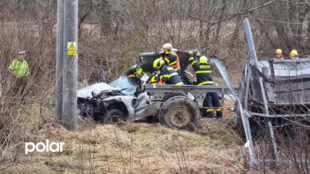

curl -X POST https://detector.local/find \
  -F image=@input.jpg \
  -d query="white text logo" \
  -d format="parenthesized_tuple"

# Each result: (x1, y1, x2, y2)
(25, 139, 65, 155)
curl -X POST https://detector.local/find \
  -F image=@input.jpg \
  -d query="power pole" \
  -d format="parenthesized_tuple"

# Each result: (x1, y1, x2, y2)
(56, 0, 64, 120)
(62, 0, 78, 131)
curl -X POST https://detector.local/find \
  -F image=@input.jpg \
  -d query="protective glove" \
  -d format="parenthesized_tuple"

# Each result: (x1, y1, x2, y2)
(193, 50, 200, 57)
(155, 51, 160, 57)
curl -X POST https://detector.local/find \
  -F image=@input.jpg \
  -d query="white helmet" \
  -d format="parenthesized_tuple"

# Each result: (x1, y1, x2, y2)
(162, 43, 173, 50)
(199, 56, 208, 64)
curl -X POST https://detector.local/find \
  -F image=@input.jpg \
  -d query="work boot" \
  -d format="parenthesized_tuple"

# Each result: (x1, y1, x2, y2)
(215, 111, 223, 119)
(204, 111, 215, 118)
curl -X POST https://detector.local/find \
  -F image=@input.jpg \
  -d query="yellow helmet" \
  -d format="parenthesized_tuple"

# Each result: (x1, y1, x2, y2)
(199, 56, 208, 64)
(135, 68, 143, 75)
(275, 49, 282, 55)
(153, 58, 164, 69)
(290, 50, 298, 56)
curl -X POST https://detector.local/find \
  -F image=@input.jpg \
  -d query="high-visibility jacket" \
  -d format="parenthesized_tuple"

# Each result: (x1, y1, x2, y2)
(128, 74, 142, 89)
(9, 59, 29, 77)
(189, 56, 214, 86)
(158, 65, 183, 85)
(149, 75, 157, 84)
(159, 53, 181, 72)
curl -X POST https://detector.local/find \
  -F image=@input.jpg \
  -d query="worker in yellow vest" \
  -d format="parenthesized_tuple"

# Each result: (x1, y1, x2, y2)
(9, 51, 29, 95)
(9, 51, 29, 77)
(290, 50, 299, 60)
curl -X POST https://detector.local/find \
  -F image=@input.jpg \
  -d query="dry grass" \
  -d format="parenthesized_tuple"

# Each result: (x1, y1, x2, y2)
(1, 97, 291, 173)
(1, 101, 252, 173)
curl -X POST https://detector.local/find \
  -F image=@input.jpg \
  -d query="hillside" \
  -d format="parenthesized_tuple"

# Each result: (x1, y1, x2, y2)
(2, 104, 249, 173)
(2, 100, 286, 173)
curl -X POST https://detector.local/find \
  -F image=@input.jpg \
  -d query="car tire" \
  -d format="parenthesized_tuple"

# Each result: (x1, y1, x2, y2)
(159, 96, 201, 130)
(102, 109, 125, 124)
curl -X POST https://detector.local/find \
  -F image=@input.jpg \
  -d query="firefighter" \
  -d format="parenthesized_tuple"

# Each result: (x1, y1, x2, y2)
(158, 43, 181, 75)
(153, 58, 183, 85)
(290, 50, 299, 60)
(274, 49, 284, 60)
(188, 53, 222, 118)
(141, 72, 158, 92)
(147, 72, 158, 85)
(127, 68, 144, 95)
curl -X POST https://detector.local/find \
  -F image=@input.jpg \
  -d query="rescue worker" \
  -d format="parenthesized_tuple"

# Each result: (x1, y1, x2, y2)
(153, 58, 183, 85)
(9, 50, 29, 95)
(158, 43, 181, 76)
(290, 50, 299, 60)
(127, 68, 144, 95)
(188, 53, 222, 118)
(274, 49, 284, 60)
(142, 72, 158, 92)
(147, 72, 158, 85)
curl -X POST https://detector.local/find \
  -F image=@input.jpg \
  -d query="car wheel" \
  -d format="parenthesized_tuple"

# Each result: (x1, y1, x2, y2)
(102, 109, 125, 124)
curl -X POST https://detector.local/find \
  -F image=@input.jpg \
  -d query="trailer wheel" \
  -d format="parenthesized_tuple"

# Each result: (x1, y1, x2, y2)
(102, 109, 125, 124)
(159, 96, 200, 130)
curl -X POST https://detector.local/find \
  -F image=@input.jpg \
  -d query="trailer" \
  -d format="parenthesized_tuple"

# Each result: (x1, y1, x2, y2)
(141, 51, 239, 129)
(234, 18, 310, 167)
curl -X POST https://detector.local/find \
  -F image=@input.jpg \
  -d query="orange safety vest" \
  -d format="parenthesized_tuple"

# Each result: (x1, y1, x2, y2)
(164, 53, 181, 71)
(158, 79, 166, 85)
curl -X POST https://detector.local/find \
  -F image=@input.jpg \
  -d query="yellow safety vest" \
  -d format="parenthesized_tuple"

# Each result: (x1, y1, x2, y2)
(9, 59, 29, 77)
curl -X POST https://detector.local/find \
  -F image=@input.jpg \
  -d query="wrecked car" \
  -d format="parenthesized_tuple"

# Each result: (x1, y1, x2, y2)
(77, 51, 201, 129)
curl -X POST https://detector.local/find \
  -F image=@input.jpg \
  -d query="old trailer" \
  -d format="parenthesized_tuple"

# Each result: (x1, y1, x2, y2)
(235, 18, 310, 167)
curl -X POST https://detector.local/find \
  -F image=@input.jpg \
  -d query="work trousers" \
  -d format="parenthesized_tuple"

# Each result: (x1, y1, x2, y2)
(203, 92, 222, 118)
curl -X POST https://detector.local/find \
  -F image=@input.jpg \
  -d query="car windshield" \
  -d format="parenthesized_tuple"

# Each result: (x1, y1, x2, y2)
(109, 74, 137, 95)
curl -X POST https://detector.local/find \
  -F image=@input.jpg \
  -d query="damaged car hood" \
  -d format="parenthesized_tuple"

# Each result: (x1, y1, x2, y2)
(77, 83, 121, 98)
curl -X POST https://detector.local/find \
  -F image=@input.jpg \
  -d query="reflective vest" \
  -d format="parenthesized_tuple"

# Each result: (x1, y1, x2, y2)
(149, 75, 157, 84)
(189, 56, 214, 85)
(128, 74, 140, 86)
(160, 53, 181, 72)
(9, 59, 29, 77)
(158, 65, 183, 85)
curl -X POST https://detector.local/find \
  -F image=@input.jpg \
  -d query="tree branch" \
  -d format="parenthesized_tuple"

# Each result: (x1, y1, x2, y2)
(189, 0, 276, 27)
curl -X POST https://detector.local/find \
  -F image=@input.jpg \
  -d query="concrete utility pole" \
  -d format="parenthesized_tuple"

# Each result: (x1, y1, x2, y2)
(56, 0, 78, 131)
(62, 0, 78, 131)
(56, 0, 64, 120)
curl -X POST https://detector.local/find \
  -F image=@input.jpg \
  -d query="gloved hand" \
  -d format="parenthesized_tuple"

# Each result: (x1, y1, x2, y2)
(193, 50, 200, 57)
(154, 73, 159, 80)
(188, 50, 193, 55)
(155, 51, 160, 57)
